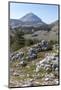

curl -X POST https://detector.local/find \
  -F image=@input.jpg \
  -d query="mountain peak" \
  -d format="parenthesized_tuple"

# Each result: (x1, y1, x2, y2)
(20, 12, 42, 23)
(10, 13, 46, 28)
(25, 12, 37, 16)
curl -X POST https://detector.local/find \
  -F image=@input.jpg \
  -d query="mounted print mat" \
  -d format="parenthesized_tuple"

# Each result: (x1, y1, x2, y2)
(9, 2, 60, 88)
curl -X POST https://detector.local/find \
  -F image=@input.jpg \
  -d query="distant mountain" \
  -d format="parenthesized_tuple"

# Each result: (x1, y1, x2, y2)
(49, 20, 58, 27)
(43, 20, 59, 41)
(10, 19, 23, 28)
(20, 13, 41, 22)
(20, 13, 45, 25)
(10, 13, 59, 37)
(49, 20, 59, 31)
(10, 13, 47, 28)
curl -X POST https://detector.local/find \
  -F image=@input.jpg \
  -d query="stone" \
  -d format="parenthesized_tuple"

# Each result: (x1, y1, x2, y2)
(13, 72, 19, 76)
(45, 77, 49, 81)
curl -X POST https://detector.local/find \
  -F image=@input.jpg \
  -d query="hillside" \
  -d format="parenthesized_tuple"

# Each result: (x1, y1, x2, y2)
(23, 20, 59, 41)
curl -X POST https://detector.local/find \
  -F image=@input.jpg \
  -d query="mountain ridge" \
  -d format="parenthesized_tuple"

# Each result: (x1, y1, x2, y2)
(10, 12, 47, 28)
(10, 12, 58, 33)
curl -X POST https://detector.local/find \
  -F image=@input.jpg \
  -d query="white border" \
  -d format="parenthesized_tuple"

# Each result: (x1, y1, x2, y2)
(0, 0, 61, 90)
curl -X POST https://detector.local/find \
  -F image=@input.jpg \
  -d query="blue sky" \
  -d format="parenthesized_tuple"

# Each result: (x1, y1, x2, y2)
(10, 2, 58, 24)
